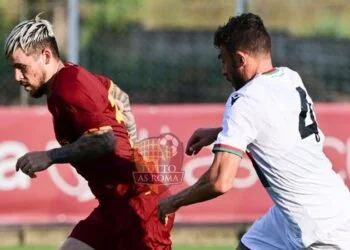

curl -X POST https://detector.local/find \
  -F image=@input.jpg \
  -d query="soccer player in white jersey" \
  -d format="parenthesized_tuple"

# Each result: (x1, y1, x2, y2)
(158, 13, 350, 249)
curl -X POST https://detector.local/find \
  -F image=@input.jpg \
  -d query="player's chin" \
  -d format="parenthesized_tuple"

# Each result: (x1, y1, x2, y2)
(29, 86, 46, 98)
(30, 91, 45, 98)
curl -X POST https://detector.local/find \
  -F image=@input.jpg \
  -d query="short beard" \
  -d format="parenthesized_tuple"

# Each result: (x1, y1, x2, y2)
(231, 72, 246, 90)
(229, 57, 246, 90)
(232, 79, 245, 90)
(30, 84, 47, 98)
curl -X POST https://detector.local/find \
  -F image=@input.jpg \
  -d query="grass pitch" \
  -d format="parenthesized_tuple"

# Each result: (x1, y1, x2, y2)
(0, 225, 240, 250)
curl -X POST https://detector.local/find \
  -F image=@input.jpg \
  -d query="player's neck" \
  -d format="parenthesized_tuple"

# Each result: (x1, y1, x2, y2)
(243, 54, 273, 84)
(255, 55, 273, 75)
(45, 60, 65, 97)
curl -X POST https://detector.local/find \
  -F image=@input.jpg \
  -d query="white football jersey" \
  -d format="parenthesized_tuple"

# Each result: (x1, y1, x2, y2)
(213, 67, 350, 248)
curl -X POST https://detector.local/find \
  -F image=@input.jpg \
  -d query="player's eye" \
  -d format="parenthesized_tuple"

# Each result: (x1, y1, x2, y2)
(14, 64, 27, 71)
(19, 65, 27, 72)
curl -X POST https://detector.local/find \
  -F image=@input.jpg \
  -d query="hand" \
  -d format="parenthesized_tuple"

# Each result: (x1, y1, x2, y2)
(186, 127, 222, 155)
(16, 151, 53, 178)
(157, 196, 179, 225)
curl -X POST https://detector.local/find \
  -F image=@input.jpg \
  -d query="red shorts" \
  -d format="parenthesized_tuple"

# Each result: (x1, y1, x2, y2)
(69, 184, 174, 250)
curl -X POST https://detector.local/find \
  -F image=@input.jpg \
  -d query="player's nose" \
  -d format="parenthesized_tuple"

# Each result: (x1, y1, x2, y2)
(222, 70, 227, 78)
(221, 64, 227, 77)
(14, 69, 24, 82)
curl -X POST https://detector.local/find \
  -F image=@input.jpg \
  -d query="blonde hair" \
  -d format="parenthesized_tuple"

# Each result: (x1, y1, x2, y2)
(4, 13, 59, 58)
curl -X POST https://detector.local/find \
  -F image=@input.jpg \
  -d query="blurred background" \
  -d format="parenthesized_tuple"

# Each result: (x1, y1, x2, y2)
(1, 0, 350, 106)
(1, 0, 350, 249)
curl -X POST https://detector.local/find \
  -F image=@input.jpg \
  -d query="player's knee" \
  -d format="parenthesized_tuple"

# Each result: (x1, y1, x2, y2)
(60, 237, 95, 250)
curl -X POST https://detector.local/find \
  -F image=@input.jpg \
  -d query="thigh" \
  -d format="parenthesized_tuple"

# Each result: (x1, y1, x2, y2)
(70, 188, 174, 250)
(141, 207, 174, 249)
(60, 237, 95, 250)
(125, 190, 174, 250)
(68, 206, 119, 250)
(71, 202, 151, 250)
(241, 206, 289, 250)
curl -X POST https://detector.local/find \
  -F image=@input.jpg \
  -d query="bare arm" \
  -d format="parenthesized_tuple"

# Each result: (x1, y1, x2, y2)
(169, 169, 221, 207)
(158, 151, 241, 223)
(172, 151, 240, 206)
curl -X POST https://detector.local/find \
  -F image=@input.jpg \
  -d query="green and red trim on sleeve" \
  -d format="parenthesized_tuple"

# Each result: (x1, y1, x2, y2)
(212, 144, 244, 158)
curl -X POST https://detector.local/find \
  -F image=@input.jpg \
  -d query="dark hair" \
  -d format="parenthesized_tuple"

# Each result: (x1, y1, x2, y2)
(31, 36, 60, 58)
(214, 13, 271, 56)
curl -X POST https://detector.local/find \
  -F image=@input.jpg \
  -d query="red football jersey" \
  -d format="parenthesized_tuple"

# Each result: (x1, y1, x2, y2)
(47, 63, 135, 186)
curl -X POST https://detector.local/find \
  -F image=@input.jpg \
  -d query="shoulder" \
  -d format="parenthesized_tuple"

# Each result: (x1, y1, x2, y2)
(52, 63, 81, 98)
(52, 63, 109, 101)
(237, 67, 301, 100)
(56, 63, 81, 84)
(224, 89, 258, 118)
(225, 68, 292, 111)
(230, 78, 263, 106)
(260, 67, 303, 86)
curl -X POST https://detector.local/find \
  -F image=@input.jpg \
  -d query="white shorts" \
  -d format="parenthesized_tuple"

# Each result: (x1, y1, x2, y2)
(241, 205, 298, 250)
(241, 206, 350, 250)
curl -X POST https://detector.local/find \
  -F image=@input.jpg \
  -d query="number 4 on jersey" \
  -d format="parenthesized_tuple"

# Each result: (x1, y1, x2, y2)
(296, 87, 320, 142)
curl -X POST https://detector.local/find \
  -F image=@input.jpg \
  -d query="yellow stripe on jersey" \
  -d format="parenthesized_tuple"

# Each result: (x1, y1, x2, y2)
(108, 81, 125, 124)
(84, 126, 113, 135)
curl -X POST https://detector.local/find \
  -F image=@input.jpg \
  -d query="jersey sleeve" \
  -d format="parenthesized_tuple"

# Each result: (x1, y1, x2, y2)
(54, 79, 111, 137)
(213, 95, 259, 158)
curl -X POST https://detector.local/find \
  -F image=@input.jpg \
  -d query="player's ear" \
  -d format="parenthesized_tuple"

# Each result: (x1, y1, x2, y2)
(41, 48, 52, 65)
(234, 51, 247, 68)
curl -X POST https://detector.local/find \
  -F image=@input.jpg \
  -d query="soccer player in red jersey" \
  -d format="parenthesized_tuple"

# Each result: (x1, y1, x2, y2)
(5, 15, 174, 250)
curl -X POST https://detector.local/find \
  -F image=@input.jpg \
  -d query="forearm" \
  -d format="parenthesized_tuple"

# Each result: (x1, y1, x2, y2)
(172, 170, 223, 208)
(48, 130, 116, 164)
(210, 127, 223, 141)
